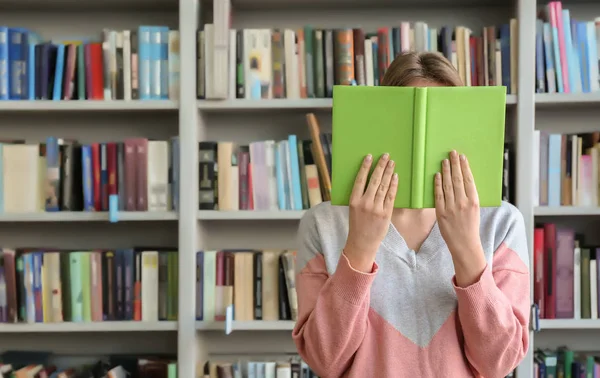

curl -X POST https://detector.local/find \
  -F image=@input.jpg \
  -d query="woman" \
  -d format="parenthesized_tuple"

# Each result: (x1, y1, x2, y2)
(292, 51, 530, 378)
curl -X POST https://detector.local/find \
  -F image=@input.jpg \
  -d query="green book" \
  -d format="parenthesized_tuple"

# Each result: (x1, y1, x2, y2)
(331, 85, 506, 208)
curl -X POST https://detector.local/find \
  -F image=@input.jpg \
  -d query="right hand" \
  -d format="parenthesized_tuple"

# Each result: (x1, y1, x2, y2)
(343, 153, 398, 273)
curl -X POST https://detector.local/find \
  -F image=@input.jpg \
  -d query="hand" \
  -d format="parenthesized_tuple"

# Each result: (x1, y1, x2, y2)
(344, 153, 398, 273)
(435, 150, 486, 287)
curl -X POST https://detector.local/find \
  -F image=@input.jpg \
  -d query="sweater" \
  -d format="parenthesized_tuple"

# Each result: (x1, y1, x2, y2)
(292, 201, 530, 378)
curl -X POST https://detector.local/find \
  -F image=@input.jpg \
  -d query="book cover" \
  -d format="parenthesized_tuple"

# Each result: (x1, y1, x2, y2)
(331, 85, 506, 208)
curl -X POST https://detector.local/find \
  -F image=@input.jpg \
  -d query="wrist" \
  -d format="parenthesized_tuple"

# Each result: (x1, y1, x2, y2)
(451, 244, 487, 288)
(343, 244, 377, 273)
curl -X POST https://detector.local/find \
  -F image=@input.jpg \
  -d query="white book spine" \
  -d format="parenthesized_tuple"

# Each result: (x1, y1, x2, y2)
(202, 251, 216, 321)
(123, 30, 132, 100)
(364, 39, 374, 87)
(212, 0, 231, 99)
(204, 24, 214, 99)
(283, 30, 299, 99)
(147, 141, 169, 212)
(591, 260, 598, 319)
(228, 30, 236, 99)
(141, 251, 159, 321)
(574, 247, 581, 319)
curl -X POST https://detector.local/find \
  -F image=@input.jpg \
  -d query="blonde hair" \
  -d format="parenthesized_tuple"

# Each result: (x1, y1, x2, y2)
(381, 51, 463, 87)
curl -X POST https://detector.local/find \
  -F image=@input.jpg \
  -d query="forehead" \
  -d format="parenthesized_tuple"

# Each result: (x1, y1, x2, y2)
(405, 78, 446, 87)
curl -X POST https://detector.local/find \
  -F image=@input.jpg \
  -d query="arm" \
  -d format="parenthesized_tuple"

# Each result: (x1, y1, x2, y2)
(291, 211, 376, 378)
(453, 211, 530, 378)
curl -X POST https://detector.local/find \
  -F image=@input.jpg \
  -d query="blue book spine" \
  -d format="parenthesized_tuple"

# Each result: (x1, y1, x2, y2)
(24, 254, 35, 323)
(499, 24, 511, 93)
(586, 22, 599, 92)
(82, 145, 94, 211)
(8, 29, 22, 100)
(100, 143, 108, 211)
(150, 26, 161, 99)
(171, 137, 179, 211)
(282, 141, 292, 209)
(0, 27, 9, 100)
(19, 29, 28, 99)
(52, 44, 65, 100)
(160, 26, 169, 99)
(45, 137, 60, 211)
(138, 26, 151, 100)
(562, 10, 580, 93)
(542, 23, 556, 93)
(123, 249, 134, 320)
(27, 39, 35, 100)
(551, 22, 564, 92)
(287, 135, 303, 211)
(535, 20, 545, 93)
(32, 253, 43, 323)
(547, 134, 562, 207)
(275, 142, 286, 210)
(577, 22, 589, 93)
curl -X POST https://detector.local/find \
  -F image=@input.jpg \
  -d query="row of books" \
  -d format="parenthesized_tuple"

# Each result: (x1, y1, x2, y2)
(535, 1, 600, 94)
(201, 357, 317, 378)
(0, 137, 178, 214)
(533, 223, 600, 319)
(0, 248, 178, 323)
(533, 131, 599, 207)
(0, 26, 180, 101)
(535, 348, 600, 377)
(198, 19, 518, 101)
(199, 113, 515, 211)
(196, 250, 297, 322)
(0, 351, 176, 378)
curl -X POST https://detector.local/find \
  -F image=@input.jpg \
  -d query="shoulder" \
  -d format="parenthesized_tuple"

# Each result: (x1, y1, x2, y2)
(480, 201, 529, 269)
(299, 201, 348, 231)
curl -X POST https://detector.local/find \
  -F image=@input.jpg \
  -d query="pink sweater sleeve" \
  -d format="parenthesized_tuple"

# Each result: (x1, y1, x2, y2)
(292, 214, 376, 377)
(452, 215, 530, 378)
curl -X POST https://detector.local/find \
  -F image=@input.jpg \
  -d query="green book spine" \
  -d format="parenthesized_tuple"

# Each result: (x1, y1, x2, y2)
(77, 45, 85, 99)
(564, 349, 574, 378)
(168, 251, 178, 320)
(313, 30, 325, 98)
(80, 252, 92, 322)
(587, 356, 595, 378)
(581, 248, 591, 319)
(304, 26, 314, 98)
(69, 253, 83, 322)
(410, 88, 427, 208)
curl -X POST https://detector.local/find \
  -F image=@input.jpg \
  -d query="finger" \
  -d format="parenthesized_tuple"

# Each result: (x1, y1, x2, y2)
(442, 158, 454, 206)
(384, 173, 399, 211)
(450, 150, 466, 201)
(364, 153, 390, 200)
(350, 154, 372, 202)
(461, 154, 479, 203)
(374, 159, 395, 206)
(434, 172, 445, 211)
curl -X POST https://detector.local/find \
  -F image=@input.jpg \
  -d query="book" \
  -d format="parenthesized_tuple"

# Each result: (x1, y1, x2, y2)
(331, 85, 507, 208)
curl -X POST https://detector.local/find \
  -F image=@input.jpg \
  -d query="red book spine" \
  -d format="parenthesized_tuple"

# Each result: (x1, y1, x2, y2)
(133, 252, 142, 321)
(107, 143, 118, 196)
(543, 223, 557, 319)
(91, 143, 101, 211)
(555, 229, 575, 318)
(135, 139, 148, 211)
(533, 228, 545, 319)
(247, 163, 254, 210)
(89, 43, 104, 100)
(214, 251, 226, 321)
(124, 140, 137, 211)
(377, 28, 390, 85)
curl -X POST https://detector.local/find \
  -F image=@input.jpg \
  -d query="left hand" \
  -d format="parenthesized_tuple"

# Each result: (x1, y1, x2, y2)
(435, 150, 486, 287)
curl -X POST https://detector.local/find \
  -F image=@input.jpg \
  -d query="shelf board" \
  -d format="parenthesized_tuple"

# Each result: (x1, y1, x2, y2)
(0, 0, 176, 11)
(196, 321, 295, 331)
(0, 321, 177, 333)
(199, 95, 517, 111)
(534, 207, 600, 216)
(540, 319, 600, 330)
(198, 210, 305, 220)
(0, 211, 177, 222)
(230, 0, 511, 10)
(0, 100, 177, 112)
(536, 93, 600, 106)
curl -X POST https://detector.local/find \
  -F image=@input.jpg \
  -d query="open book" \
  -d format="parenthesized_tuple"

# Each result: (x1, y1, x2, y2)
(331, 85, 507, 208)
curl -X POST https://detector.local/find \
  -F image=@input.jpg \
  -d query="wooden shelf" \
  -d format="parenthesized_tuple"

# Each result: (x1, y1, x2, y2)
(0, 321, 177, 333)
(540, 319, 600, 330)
(534, 207, 600, 216)
(0, 211, 178, 222)
(196, 321, 295, 331)
(198, 210, 305, 220)
(0, 100, 177, 111)
(536, 93, 600, 106)
(198, 95, 517, 111)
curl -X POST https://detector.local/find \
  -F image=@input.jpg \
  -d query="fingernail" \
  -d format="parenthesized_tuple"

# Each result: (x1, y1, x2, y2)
(382, 153, 389, 160)
(365, 154, 372, 161)
(389, 160, 395, 167)
(392, 173, 398, 181)
(443, 159, 449, 166)
(435, 172, 441, 179)
(460, 154, 466, 161)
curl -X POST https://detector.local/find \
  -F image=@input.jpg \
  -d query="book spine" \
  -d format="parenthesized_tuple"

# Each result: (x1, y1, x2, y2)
(410, 88, 427, 208)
